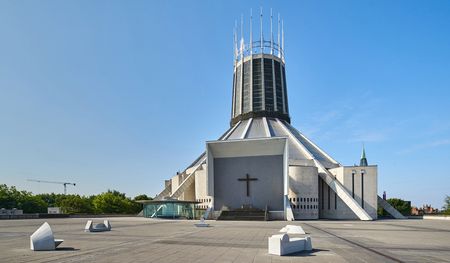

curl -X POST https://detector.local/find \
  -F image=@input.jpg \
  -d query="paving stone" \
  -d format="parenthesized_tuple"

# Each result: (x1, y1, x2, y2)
(0, 218, 449, 263)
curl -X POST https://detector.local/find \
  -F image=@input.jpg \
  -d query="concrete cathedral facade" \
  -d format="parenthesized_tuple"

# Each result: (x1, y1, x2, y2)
(153, 13, 399, 221)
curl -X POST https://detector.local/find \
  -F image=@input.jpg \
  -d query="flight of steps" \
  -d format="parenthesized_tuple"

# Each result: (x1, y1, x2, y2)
(217, 208, 267, 221)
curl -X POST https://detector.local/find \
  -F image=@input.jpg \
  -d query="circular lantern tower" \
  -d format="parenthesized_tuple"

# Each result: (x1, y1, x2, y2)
(231, 9, 290, 126)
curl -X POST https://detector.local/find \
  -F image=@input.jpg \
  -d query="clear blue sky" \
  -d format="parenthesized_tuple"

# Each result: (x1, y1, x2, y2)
(1, 1, 449, 208)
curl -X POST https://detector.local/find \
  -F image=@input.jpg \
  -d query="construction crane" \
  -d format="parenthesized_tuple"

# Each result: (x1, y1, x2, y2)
(27, 179, 76, 195)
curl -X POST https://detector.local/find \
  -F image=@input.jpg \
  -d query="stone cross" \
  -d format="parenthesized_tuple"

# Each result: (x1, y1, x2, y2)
(238, 173, 258, 196)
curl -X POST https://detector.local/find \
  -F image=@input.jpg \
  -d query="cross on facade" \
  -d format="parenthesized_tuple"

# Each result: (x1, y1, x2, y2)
(237, 173, 258, 196)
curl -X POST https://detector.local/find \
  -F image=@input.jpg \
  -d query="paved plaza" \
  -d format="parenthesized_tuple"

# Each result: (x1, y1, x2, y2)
(0, 217, 449, 263)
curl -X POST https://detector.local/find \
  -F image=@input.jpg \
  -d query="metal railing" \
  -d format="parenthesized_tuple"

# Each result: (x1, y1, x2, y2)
(235, 40, 285, 62)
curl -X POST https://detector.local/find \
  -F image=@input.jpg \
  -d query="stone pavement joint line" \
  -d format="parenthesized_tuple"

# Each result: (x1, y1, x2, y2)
(303, 222, 405, 263)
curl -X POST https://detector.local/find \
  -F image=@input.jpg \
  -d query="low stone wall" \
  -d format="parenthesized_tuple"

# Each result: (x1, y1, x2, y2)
(423, 215, 450, 220)
(0, 214, 138, 220)
(0, 214, 39, 220)
(68, 214, 138, 218)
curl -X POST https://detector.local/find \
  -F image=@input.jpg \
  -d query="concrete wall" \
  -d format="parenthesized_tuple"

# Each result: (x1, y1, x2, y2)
(171, 174, 181, 194)
(164, 180, 171, 188)
(288, 165, 319, 219)
(180, 180, 195, 201)
(213, 155, 284, 211)
(323, 166, 378, 219)
(423, 215, 450, 220)
(269, 211, 285, 220)
(194, 168, 211, 209)
(319, 176, 358, 219)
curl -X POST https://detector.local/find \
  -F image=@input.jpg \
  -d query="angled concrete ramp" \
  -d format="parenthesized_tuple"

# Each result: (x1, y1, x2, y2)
(378, 196, 406, 219)
(276, 119, 373, 221)
(154, 182, 172, 201)
(170, 162, 205, 199)
(317, 168, 373, 221)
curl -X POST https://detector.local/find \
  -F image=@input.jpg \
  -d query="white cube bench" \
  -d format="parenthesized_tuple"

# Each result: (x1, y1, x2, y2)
(268, 233, 312, 256)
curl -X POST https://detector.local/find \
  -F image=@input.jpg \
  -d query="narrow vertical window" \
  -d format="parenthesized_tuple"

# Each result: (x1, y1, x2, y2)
(321, 179, 325, 209)
(242, 61, 251, 112)
(274, 60, 283, 112)
(263, 58, 274, 111)
(281, 65, 289, 113)
(361, 170, 365, 209)
(252, 59, 263, 111)
(352, 170, 355, 198)
(235, 66, 242, 115)
(335, 193, 337, 210)
(232, 72, 236, 117)
(327, 185, 331, 210)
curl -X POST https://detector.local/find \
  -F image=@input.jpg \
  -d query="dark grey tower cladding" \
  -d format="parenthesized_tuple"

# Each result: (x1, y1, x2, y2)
(231, 9, 290, 126)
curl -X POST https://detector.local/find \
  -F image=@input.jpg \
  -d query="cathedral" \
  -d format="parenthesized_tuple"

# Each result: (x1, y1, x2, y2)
(145, 11, 403, 221)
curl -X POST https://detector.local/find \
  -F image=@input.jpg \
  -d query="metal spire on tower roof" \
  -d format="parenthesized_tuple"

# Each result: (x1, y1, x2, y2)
(234, 20, 238, 60)
(232, 8, 285, 62)
(277, 13, 281, 58)
(240, 14, 244, 43)
(360, 144, 368, 166)
(240, 14, 244, 60)
(270, 8, 274, 55)
(260, 7, 263, 52)
(249, 8, 253, 55)
(281, 19, 284, 54)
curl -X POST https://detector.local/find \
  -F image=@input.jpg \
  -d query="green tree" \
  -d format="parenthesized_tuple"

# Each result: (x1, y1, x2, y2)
(1, 184, 145, 214)
(59, 195, 93, 214)
(0, 184, 19, 209)
(377, 206, 386, 217)
(20, 195, 47, 213)
(134, 194, 152, 201)
(0, 184, 47, 213)
(387, 198, 411, 216)
(93, 190, 140, 214)
(36, 193, 65, 207)
(443, 195, 450, 215)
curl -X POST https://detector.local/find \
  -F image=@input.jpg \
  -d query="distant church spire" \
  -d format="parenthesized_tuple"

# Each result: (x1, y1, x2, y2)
(360, 144, 368, 166)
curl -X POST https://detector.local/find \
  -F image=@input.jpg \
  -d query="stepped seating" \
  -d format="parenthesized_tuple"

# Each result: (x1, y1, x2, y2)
(217, 208, 266, 221)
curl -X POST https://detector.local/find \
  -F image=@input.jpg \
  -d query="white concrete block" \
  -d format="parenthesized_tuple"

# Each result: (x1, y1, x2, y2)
(84, 220, 93, 232)
(85, 219, 111, 232)
(304, 236, 312, 251)
(30, 222, 63, 251)
(268, 233, 312, 256)
(104, 220, 111, 230)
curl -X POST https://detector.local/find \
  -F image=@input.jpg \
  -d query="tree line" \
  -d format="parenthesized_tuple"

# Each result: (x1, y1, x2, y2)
(0, 184, 151, 214)
(378, 196, 450, 216)
(444, 196, 450, 215)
